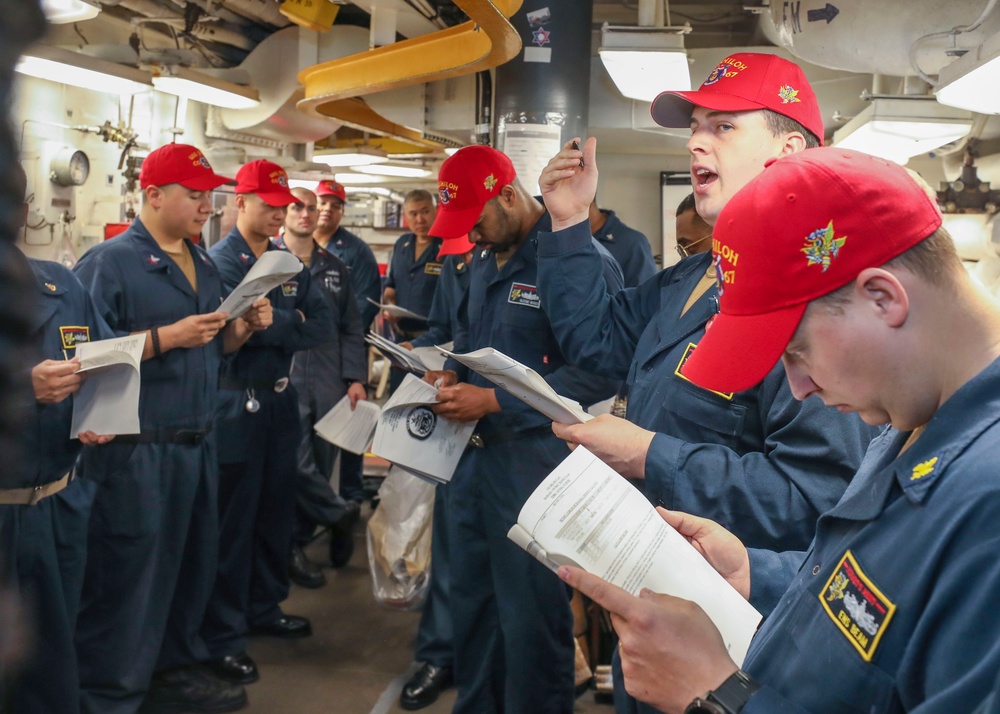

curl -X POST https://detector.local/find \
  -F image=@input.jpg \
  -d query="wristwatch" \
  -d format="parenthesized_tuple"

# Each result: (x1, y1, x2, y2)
(684, 670, 761, 714)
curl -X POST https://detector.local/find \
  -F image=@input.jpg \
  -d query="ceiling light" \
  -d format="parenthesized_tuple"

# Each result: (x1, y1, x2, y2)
(832, 97, 973, 164)
(935, 30, 1000, 114)
(152, 66, 260, 110)
(333, 173, 391, 184)
(16, 44, 152, 95)
(40, 0, 100, 24)
(599, 24, 691, 103)
(313, 148, 390, 167)
(352, 164, 432, 178)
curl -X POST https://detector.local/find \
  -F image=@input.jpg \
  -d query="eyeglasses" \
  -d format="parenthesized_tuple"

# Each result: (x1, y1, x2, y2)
(675, 233, 712, 260)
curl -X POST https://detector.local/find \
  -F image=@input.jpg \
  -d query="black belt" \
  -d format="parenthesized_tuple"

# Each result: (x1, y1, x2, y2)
(470, 423, 552, 449)
(220, 377, 290, 393)
(115, 428, 211, 445)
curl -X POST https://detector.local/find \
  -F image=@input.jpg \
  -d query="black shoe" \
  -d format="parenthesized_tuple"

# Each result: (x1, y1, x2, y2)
(211, 653, 259, 685)
(249, 614, 312, 639)
(399, 663, 453, 711)
(141, 665, 247, 713)
(329, 501, 360, 568)
(289, 543, 326, 589)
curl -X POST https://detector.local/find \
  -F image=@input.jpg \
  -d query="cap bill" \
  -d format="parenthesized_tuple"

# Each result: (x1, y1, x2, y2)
(651, 90, 768, 128)
(256, 189, 298, 207)
(681, 302, 806, 394)
(178, 173, 235, 191)
(437, 234, 474, 257)
(430, 205, 482, 240)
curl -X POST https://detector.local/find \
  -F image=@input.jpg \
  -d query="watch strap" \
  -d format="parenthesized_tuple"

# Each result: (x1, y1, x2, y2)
(685, 670, 760, 714)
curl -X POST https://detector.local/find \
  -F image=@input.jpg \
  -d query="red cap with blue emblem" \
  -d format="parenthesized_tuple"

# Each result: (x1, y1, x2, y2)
(681, 148, 942, 394)
(139, 143, 234, 191)
(651, 52, 825, 145)
(430, 146, 517, 239)
(235, 159, 297, 207)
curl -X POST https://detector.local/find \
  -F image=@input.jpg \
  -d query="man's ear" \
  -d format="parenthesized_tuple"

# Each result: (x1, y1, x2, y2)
(497, 184, 517, 208)
(777, 131, 807, 157)
(145, 185, 164, 209)
(855, 267, 909, 328)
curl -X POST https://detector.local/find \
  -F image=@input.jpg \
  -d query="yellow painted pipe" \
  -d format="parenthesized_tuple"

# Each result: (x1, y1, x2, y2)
(297, 0, 523, 115)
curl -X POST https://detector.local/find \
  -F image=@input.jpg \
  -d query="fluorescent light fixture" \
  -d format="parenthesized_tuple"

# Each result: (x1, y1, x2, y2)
(352, 164, 432, 178)
(832, 97, 973, 164)
(313, 148, 389, 167)
(935, 30, 1000, 114)
(152, 66, 260, 110)
(40, 0, 100, 24)
(333, 173, 391, 184)
(16, 44, 152, 95)
(599, 23, 691, 102)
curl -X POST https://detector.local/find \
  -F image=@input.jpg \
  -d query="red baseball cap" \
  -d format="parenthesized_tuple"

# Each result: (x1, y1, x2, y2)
(139, 144, 233, 190)
(316, 179, 347, 202)
(234, 160, 297, 207)
(651, 52, 825, 145)
(437, 234, 474, 258)
(430, 146, 517, 239)
(681, 148, 942, 394)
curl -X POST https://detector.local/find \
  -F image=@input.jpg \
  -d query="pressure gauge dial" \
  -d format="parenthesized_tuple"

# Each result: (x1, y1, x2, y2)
(50, 147, 90, 187)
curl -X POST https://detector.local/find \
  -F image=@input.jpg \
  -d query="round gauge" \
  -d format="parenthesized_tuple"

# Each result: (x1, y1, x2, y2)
(50, 147, 91, 187)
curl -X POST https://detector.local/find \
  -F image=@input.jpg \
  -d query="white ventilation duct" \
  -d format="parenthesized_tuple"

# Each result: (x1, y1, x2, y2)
(758, 0, 1000, 78)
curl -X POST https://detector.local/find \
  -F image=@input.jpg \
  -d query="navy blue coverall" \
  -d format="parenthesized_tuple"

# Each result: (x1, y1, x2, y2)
(2, 260, 110, 714)
(731, 356, 1000, 713)
(446, 212, 623, 714)
(74, 220, 227, 714)
(592, 208, 657, 288)
(384, 233, 443, 337)
(407, 254, 471, 673)
(272, 237, 367, 538)
(321, 226, 380, 501)
(202, 229, 331, 657)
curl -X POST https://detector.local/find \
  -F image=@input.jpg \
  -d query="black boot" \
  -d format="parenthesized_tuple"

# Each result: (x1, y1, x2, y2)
(289, 543, 326, 589)
(399, 663, 453, 711)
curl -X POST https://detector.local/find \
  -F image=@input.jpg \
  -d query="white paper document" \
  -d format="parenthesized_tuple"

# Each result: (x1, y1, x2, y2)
(508, 447, 762, 666)
(314, 395, 381, 454)
(218, 251, 303, 320)
(367, 297, 426, 321)
(367, 333, 450, 375)
(370, 373, 477, 484)
(438, 346, 593, 424)
(71, 333, 146, 436)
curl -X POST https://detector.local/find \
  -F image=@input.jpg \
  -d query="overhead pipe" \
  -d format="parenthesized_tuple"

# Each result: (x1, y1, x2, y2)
(296, 0, 522, 115)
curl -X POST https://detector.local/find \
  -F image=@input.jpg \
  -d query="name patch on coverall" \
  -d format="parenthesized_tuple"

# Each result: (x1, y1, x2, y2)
(281, 281, 299, 297)
(60, 326, 91, 350)
(508, 283, 540, 309)
(674, 343, 734, 400)
(820, 550, 896, 661)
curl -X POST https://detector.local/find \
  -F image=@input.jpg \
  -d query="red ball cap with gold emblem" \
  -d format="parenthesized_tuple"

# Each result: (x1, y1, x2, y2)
(651, 52, 825, 145)
(316, 179, 347, 202)
(430, 146, 517, 239)
(139, 143, 234, 190)
(234, 159, 297, 207)
(681, 148, 942, 394)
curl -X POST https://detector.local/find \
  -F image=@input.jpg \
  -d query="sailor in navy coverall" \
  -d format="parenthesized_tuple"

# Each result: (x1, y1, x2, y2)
(203, 161, 332, 675)
(3, 258, 112, 714)
(314, 179, 379, 504)
(74, 144, 268, 714)
(562, 149, 1000, 714)
(425, 146, 623, 714)
(383, 190, 443, 339)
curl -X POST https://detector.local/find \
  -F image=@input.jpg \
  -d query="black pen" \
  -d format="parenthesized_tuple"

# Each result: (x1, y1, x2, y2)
(572, 140, 584, 169)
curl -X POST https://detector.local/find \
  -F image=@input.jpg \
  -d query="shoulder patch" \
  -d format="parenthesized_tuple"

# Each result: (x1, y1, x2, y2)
(819, 550, 896, 662)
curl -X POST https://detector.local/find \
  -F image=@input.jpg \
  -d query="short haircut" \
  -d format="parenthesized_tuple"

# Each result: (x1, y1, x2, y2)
(404, 189, 434, 206)
(815, 226, 962, 311)
(762, 109, 821, 149)
(676, 193, 697, 215)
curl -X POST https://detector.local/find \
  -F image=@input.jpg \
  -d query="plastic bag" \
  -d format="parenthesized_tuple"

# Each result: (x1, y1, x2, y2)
(366, 465, 435, 610)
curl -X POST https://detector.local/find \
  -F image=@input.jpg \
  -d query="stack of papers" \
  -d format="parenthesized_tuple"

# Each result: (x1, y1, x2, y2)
(438, 346, 593, 424)
(219, 251, 303, 320)
(71, 333, 146, 436)
(366, 332, 448, 374)
(370, 374, 477, 484)
(314, 394, 381, 454)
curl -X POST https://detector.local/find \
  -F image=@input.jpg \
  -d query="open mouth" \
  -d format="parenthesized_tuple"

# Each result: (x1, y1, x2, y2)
(694, 167, 718, 189)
